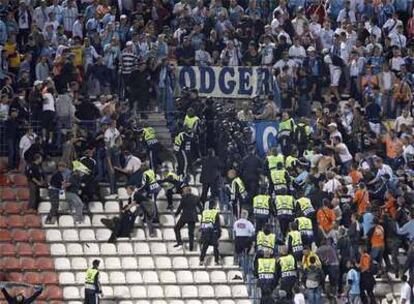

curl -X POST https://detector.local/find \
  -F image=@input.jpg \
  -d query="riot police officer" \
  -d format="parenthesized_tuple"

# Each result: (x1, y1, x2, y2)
(276, 246, 298, 299)
(275, 188, 295, 237)
(84, 259, 102, 304)
(264, 148, 285, 194)
(252, 190, 275, 232)
(199, 200, 221, 265)
(139, 123, 161, 169)
(295, 196, 317, 238)
(255, 250, 277, 304)
(286, 222, 303, 261)
(227, 169, 247, 218)
(173, 128, 193, 178)
(278, 111, 296, 156)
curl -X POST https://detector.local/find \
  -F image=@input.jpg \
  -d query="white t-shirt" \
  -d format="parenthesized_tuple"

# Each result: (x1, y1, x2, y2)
(336, 143, 353, 163)
(233, 218, 255, 237)
(294, 293, 306, 304)
(19, 133, 37, 157)
(104, 127, 120, 148)
(400, 282, 411, 303)
(323, 178, 342, 193)
(124, 155, 141, 173)
(394, 115, 414, 132)
(42, 92, 55, 112)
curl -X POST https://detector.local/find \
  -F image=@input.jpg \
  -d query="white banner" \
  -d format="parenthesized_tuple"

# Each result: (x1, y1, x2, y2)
(175, 66, 273, 98)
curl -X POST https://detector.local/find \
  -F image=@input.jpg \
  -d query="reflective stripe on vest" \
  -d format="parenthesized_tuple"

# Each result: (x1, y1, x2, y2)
(271, 169, 286, 185)
(253, 195, 270, 215)
(276, 195, 294, 215)
(267, 155, 285, 170)
(297, 197, 315, 216)
(297, 217, 313, 233)
(285, 156, 297, 169)
(232, 177, 246, 195)
(143, 127, 156, 141)
(287, 230, 303, 252)
(279, 255, 296, 277)
(258, 258, 276, 279)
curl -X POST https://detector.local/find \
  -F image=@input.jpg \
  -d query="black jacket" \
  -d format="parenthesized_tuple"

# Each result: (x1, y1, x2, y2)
(200, 155, 221, 184)
(175, 193, 202, 222)
(240, 154, 263, 182)
(2, 287, 42, 304)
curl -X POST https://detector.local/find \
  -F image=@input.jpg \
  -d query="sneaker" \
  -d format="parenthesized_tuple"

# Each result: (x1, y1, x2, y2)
(101, 218, 114, 229)
(232, 275, 243, 280)
(173, 243, 183, 248)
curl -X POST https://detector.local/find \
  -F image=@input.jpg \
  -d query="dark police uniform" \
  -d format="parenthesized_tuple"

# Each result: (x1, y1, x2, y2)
(84, 267, 101, 304)
(199, 208, 221, 264)
(174, 131, 193, 177)
(257, 257, 277, 304)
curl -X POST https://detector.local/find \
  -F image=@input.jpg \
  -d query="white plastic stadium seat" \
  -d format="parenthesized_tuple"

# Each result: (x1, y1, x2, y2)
(59, 272, 75, 284)
(105, 201, 120, 212)
(125, 271, 142, 284)
(165, 286, 181, 298)
(172, 257, 188, 269)
(109, 271, 126, 284)
(71, 257, 87, 270)
(63, 287, 80, 299)
(162, 228, 176, 240)
(203, 301, 219, 304)
(46, 229, 62, 241)
(186, 300, 202, 304)
(92, 215, 106, 227)
(176, 271, 193, 283)
(181, 286, 198, 298)
(105, 257, 121, 269)
(101, 286, 113, 297)
(121, 257, 138, 269)
(89, 201, 103, 212)
(117, 243, 133, 255)
(215, 286, 231, 298)
(160, 214, 175, 226)
(96, 229, 111, 241)
(113, 286, 130, 298)
(38, 202, 51, 213)
(66, 244, 83, 256)
(142, 271, 159, 283)
(159, 271, 176, 283)
(50, 243, 66, 256)
(155, 257, 171, 269)
(232, 285, 249, 298)
(147, 286, 164, 298)
(194, 271, 209, 283)
(198, 286, 214, 298)
(83, 243, 100, 255)
(169, 301, 185, 304)
(138, 257, 154, 269)
(151, 242, 167, 254)
(134, 243, 150, 255)
(101, 243, 117, 255)
(220, 301, 236, 304)
(79, 229, 95, 241)
(59, 215, 74, 227)
(117, 187, 128, 200)
(62, 229, 79, 241)
(130, 286, 147, 298)
(210, 271, 226, 283)
(55, 257, 71, 270)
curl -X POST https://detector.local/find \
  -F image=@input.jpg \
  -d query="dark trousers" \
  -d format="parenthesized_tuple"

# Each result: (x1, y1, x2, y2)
(278, 215, 293, 237)
(260, 284, 275, 304)
(255, 216, 269, 233)
(280, 276, 297, 298)
(166, 189, 174, 208)
(17, 29, 30, 50)
(176, 150, 189, 177)
(28, 182, 40, 210)
(7, 138, 19, 170)
(84, 289, 99, 304)
(200, 181, 219, 205)
(200, 229, 220, 262)
(174, 217, 195, 250)
(48, 188, 60, 218)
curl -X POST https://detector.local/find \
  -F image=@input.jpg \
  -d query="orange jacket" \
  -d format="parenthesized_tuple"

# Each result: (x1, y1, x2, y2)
(353, 189, 369, 215)
(384, 197, 397, 219)
(370, 225, 385, 248)
(359, 253, 371, 272)
(317, 207, 336, 232)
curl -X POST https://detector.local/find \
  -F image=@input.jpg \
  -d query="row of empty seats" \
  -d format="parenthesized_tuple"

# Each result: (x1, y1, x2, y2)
(52, 256, 237, 271)
(0, 228, 45, 242)
(0, 174, 28, 186)
(58, 269, 243, 285)
(0, 257, 55, 270)
(0, 187, 30, 201)
(0, 271, 58, 284)
(0, 214, 42, 228)
(62, 284, 248, 300)
(0, 285, 62, 301)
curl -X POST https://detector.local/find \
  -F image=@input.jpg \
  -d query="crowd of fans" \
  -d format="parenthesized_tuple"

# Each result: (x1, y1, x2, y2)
(1, 0, 414, 303)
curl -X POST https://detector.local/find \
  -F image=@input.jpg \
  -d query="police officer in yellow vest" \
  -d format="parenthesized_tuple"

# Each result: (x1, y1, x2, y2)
(255, 250, 277, 304)
(278, 111, 296, 156)
(286, 222, 303, 261)
(138, 163, 161, 222)
(270, 162, 290, 195)
(265, 147, 285, 194)
(275, 188, 294, 237)
(276, 246, 298, 299)
(227, 169, 247, 218)
(159, 168, 187, 211)
(183, 107, 201, 161)
(256, 224, 277, 256)
(253, 188, 275, 232)
(173, 127, 193, 177)
(295, 196, 317, 242)
(84, 259, 102, 304)
(139, 123, 160, 169)
(199, 200, 221, 265)
(295, 216, 314, 247)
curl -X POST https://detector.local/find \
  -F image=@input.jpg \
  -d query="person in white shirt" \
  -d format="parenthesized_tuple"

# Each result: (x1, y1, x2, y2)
(399, 275, 411, 304)
(114, 150, 142, 185)
(195, 43, 212, 66)
(273, 51, 297, 77)
(323, 171, 342, 193)
(104, 119, 121, 195)
(382, 13, 403, 36)
(233, 209, 255, 264)
(19, 128, 37, 166)
(291, 7, 308, 36)
(394, 109, 414, 133)
(260, 35, 275, 65)
(318, 20, 335, 50)
(368, 158, 394, 185)
(388, 25, 407, 49)
(62, 0, 78, 34)
(41, 87, 56, 144)
(33, 0, 49, 31)
(47, 0, 63, 24)
(288, 37, 306, 66)
(220, 40, 241, 66)
(337, 1, 356, 24)
(72, 15, 84, 39)
(327, 136, 353, 173)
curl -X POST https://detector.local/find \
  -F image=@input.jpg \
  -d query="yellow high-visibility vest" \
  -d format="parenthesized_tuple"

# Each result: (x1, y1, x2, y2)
(258, 258, 276, 279)
(279, 254, 296, 277)
(256, 231, 275, 250)
(231, 177, 246, 195)
(201, 209, 219, 224)
(253, 195, 270, 216)
(276, 195, 294, 215)
(267, 154, 285, 170)
(184, 115, 199, 130)
(271, 169, 286, 185)
(287, 230, 303, 252)
(143, 127, 156, 141)
(297, 217, 313, 232)
(296, 197, 315, 216)
(85, 268, 98, 284)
